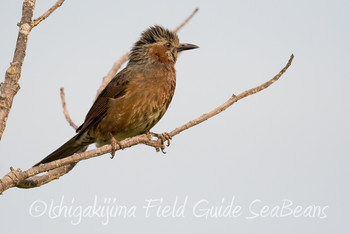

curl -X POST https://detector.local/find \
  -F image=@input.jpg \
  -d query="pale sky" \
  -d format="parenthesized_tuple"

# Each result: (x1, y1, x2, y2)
(0, 0, 349, 233)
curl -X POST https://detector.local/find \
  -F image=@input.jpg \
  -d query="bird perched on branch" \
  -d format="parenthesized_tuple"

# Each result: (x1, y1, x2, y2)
(34, 25, 198, 166)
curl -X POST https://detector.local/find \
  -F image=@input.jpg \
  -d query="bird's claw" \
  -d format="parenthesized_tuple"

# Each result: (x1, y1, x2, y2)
(148, 131, 172, 154)
(109, 133, 123, 159)
(152, 132, 172, 146)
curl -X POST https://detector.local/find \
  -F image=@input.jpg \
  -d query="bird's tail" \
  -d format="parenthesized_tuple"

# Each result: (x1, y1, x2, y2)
(33, 134, 91, 167)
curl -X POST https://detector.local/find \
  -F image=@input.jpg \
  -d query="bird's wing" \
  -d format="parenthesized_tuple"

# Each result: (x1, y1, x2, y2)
(76, 67, 131, 136)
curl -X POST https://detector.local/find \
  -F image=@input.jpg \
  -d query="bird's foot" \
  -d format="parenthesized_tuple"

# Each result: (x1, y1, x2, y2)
(147, 131, 172, 154)
(109, 133, 123, 159)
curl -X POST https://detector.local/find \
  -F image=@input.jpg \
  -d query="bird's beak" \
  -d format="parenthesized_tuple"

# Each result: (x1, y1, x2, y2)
(177, 43, 199, 52)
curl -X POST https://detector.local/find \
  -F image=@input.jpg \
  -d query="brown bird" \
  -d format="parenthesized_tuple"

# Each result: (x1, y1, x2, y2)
(34, 25, 198, 166)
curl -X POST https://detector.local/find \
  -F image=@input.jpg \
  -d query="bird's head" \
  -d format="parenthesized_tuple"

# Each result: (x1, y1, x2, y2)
(129, 25, 198, 66)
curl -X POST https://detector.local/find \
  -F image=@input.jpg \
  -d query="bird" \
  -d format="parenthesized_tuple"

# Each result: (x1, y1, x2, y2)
(34, 25, 198, 166)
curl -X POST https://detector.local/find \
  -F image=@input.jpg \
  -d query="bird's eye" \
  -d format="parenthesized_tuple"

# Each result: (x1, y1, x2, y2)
(165, 43, 171, 49)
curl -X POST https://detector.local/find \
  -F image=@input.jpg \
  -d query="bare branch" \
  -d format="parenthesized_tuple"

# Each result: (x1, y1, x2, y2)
(170, 54, 295, 136)
(31, 0, 65, 28)
(0, 0, 36, 141)
(60, 88, 78, 130)
(0, 54, 294, 194)
(16, 88, 90, 189)
(173, 8, 199, 33)
(14, 146, 88, 189)
(94, 53, 129, 101)
(0, 0, 66, 141)
(16, 163, 76, 188)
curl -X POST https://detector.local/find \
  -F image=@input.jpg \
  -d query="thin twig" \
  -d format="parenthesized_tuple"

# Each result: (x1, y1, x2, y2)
(173, 8, 199, 33)
(170, 54, 295, 136)
(19, 87, 88, 189)
(94, 53, 129, 100)
(60, 88, 78, 130)
(31, 0, 65, 27)
(16, 84, 81, 189)
(0, 54, 294, 194)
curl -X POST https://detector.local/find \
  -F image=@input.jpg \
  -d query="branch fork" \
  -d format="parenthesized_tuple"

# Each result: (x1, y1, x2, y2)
(0, 0, 66, 140)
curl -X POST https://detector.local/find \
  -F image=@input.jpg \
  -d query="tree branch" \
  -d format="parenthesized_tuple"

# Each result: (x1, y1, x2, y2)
(0, 0, 65, 141)
(94, 53, 129, 101)
(14, 146, 89, 189)
(16, 163, 76, 188)
(31, 0, 65, 28)
(0, 0, 36, 141)
(15, 87, 86, 189)
(12, 87, 89, 189)
(0, 54, 294, 194)
(170, 54, 295, 136)
(173, 8, 199, 33)
(60, 88, 78, 130)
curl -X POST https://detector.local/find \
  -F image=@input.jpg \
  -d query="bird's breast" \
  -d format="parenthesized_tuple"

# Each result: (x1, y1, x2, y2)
(94, 66, 176, 146)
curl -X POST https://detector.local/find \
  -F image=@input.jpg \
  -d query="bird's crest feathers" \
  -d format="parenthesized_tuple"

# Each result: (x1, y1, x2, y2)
(129, 25, 179, 65)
